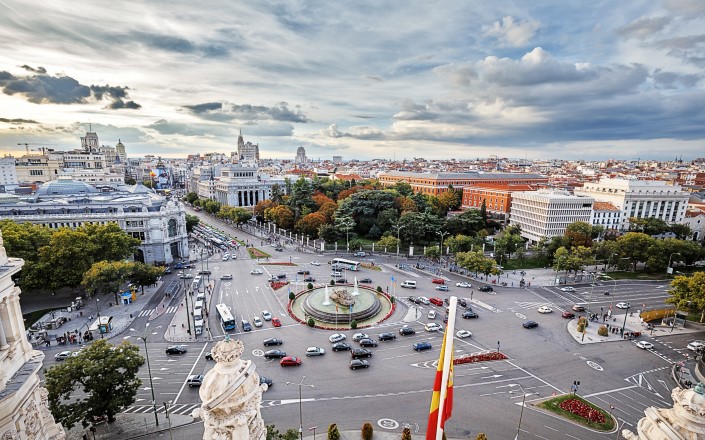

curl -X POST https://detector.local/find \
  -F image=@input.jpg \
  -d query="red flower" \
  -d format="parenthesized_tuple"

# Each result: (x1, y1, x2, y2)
(453, 351, 507, 365)
(558, 399, 605, 423)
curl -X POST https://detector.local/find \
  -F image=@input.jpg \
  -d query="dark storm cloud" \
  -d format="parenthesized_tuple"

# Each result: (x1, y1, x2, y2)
(0, 118, 38, 124)
(183, 101, 309, 123)
(19, 65, 47, 74)
(130, 32, 231, 57)
(0, 69, 141, 109)
(183, 102, 223, 113)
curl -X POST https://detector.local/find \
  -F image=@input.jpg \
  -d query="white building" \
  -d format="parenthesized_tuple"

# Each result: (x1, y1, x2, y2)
(237, 131, 259, 162)
(0, 231, 66, 440)
(295, 147, 307, 164)
(0, 157, 18, 192)
(683, 207, 705, 241)
(574, 178, 689, 231)
(509, 190, 594, 243)
(590, 201, 622, 233)
(214, 166, 286, 208)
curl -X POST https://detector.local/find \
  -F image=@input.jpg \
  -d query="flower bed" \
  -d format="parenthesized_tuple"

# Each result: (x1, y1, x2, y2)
(270, 281, 289, 290)
(453, 351, 507, 365)
(260, 262, 297, 266)
(538, 394, 614, 431)
(248, 248, 270, 259)
(559, 398, 605, 423)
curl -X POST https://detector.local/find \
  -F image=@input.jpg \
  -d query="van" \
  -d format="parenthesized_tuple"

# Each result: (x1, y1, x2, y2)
(193, 300, 203, 314)
(331, 271, 343, 277)
(193, 309, 203, 321)
(400, 280, 416, 289)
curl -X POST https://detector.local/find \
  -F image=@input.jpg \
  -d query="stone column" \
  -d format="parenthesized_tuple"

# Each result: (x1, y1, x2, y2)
(0, 303, 9, 349)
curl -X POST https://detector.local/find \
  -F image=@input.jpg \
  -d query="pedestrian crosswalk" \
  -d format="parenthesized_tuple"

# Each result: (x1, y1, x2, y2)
(137, 309, 154, 318)
(137, 306, 179, 318)
(514, 301, 553, 310)
(122, 403, 200, 416)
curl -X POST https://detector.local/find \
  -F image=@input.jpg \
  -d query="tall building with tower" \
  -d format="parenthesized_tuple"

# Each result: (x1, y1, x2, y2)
(295, 147, 307, 164)
(236, 130, 260, 162)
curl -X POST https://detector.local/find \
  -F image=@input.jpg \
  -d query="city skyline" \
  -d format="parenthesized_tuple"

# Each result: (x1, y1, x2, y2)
(1, 1, 704, 160)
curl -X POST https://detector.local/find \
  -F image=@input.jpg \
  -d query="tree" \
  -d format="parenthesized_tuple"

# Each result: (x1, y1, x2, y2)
(402, 427, 412, 440)
(445, 234, 475, 254)
(425, 246, 441, 260)
(0, 220, 52, 264)
(362, 422, 373, 440)
(37, 228, 97, 291)
(564, 221, 593, 249)
(185, 214, 200, 233)
(46, 339, 144, 428)
(82, 223, 141, 262)
(288, 176, 317, 221)
(270, 184, 285, 204)
(476, 433, 488, 440)
(327, 423, 340, 440)
(617, 232, 655, 271)
(129, 262, 164, 294)
(392, 181, 413, 196)
(377, 235, 400, 250)
(204, 199, 221, 214)
(318, 224, 340, 243)
(494, 230, 524, 263)
(480, 199, 487, 223)
(367, 224, 382, 240)
(443, 209, 485, 237)
(124, 175, 137, 185)
(267, 205, 295, 230)
(254, 199, 276, 220)
(82, 260, 133, 303)
(629, 217, 670, 235)
(667, 272, 705, 322)
(670, 223, 693, 240)
(295, 212, 327, 238)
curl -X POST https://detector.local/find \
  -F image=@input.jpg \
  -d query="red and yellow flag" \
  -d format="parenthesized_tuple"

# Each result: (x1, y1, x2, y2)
(427, 328, 454, 439)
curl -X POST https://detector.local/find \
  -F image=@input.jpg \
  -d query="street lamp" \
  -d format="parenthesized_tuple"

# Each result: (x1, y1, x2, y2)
(667, 252, 681, 274)
(286, 376, 315, 439)
(131, 324, 159, 427)
(394, 224, 406, 263)
(509, 384, 539, 439)
(620, 302, 631, 337)
(437, 230, 448, 257)
(95, 298, 100, 317)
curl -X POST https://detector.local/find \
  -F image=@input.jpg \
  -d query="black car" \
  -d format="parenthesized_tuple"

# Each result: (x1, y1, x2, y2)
(523, 320, 539, 329)
(205, 351, 213, 361)
(260, 376, 273, 388)
(413, 342, 432, 351)
(399, 326, 416, 336)
(198, 270, 212, 275)
(458, 298, 467, 307)
(304, 276, 316, 282)
(379, 332, 396, 341)
(350, 359, 370, 370)
(263, 338, 283, 347)
(165, 345, 187, 355)
(277, 274, 287, 279)
(462, 310, 479, 319)
(332, 342, 352, 351)
(164, 268, 173, 274)
(297, 270, 311, 275)
(335, 278, 348, 284)
(264, 350, 287, 359)
(359, 338, 378, 347)
(350, 348, 373, 359)
(359, 278, 373, 283)
(274, 246, 283, 252)
(479, 286, 493, 292)
(408, 296, 419, 304)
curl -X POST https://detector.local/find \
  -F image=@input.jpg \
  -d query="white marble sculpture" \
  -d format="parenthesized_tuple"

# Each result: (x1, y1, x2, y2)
(622, 382, 705, 439)
(191, 336, 266, 440)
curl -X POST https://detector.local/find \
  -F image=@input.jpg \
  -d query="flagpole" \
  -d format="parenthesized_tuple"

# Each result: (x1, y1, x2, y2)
(435, 296, 457, 440)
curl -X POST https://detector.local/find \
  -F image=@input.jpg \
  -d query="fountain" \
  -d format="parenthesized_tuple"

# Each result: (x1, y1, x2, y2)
(296, 284, 389, 325)
(322, 285, 331, 305)
(352, 277, 360, 296)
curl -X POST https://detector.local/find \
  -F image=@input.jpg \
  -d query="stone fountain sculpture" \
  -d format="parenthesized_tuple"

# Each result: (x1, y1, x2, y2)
(192, 336, 266, 440)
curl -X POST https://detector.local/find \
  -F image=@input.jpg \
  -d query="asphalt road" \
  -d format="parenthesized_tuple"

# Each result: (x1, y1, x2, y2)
(38, 211, 704, 439)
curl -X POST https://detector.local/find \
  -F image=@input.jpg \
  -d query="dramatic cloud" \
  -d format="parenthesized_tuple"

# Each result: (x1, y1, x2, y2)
(183, 101, 309, 123)
(0, 118, 38, 124)
(484, 16, 540, 47)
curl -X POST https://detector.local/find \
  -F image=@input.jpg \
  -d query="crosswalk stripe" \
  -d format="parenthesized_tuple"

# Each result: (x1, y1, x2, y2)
(121, 403, 200, 416)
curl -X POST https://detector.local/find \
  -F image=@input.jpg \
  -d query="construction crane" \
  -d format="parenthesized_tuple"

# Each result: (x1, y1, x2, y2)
(17, 143, 58, 155)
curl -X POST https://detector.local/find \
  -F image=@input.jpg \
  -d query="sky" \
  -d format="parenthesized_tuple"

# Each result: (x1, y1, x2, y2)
(1, 1, 704, 161)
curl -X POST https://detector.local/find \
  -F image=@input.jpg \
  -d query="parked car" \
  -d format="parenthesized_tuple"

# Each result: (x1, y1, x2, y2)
(311, 261, 321, 266)
(250, 269, 263, 275)
(687, 340, 705, 351)
(379, 332, 396, 341)
(198, 270, 212, 275)
(350, 359, 370, 370)
(332, 342, 352, 351)
(306, 347, 326, 356)
(264, 350, 287, 359)
(359, 338, 378, 347)
(636, 341, 654, 350)
(276, 274, 287, 279)
(222, 254, 230, 261)
(537, 306, 553, 314)
(274, 246, 284, 252)
(350, 348, 373, 359)
(432, 278, 445, 284)
(456, 330, 472, 338)
(523, 320, 539, 329)
(399, 326, 416, 336)
(187, 374, 204, 387)
(479, 286, 493, 292)
(329, 333, 347, 343)
(166, 345, 188, 355)
(55, 351, 73, 361)
(435, 285, 449, 292)
(205, 352, 213, 361)
(562, 311, 576, 319)
(272, 317, 282, 327)
(352, 333, 370, 342)
(241, 320, 252, 332)
(335, 278, 348, 284)
(456, 282, 472, 288)
(262, 310, 272, 321)
(417, 297, 430, 305)
(359, 278, 373, 283)
(458, 298, 467, 307)
(429, 297, 444, 306)
(425, 323, 442, 332)
(259, 376, 273, 388)
(353, 251, 366, 257)
(253, 316, 263, 327)
(428, 310, 437, 319)
(413, 342, 433, 351)
(297, 270, 311, 275)
(263, 338, 283, 346)
(280, 356, 302, 366)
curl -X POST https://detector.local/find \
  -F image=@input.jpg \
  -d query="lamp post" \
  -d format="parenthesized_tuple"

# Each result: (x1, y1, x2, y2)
(510, 384, 538, 440)
(132, 324, 159, 427)
(437, 230, 448, 257)
(621, 302, 631, 337)
(184, 271, 193, 337)
(286, 376, 315, 440)
(95, 298, 100, 317)
(667, 252, 681, 274)
(394, 224, 406, 263)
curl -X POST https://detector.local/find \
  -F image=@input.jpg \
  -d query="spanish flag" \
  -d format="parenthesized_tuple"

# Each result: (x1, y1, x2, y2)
(427, 303, 455, 440)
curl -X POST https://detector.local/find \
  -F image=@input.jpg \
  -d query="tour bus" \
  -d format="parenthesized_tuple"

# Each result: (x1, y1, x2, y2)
(330, 258, 360, 271)
(215, 303, 236, 331)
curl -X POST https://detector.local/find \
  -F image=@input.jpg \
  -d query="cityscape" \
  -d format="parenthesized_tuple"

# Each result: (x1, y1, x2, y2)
(2, 2, 705, 440)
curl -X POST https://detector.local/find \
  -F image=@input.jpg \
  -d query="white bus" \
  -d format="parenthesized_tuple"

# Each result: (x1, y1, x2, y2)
(191, 276, 203, 292)
(330, 258, 361, 271)
(215, 303, 236, 331)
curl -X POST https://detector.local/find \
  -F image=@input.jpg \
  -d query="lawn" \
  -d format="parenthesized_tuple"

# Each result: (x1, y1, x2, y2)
(23, 307, 66, 328)
(538, 394, 615, 432)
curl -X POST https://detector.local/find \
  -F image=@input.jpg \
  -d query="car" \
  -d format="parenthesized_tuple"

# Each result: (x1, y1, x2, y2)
(259, 376, 273, 388)
(179, 273, 194, 279)
(523, 320, 539, 329)
(417, 297, 430, 305)
(636, 341, 654, 350)
(562, 311, 576, 319)
(399, 326, 416, 336)
(335, 278, 348, 284)
(350, 359, 370, 370)
(263, 338, 283, 346)
(187, 374, 204, 387)
(165, 345, 188, 355)
(443, 315, 449, 323)
(428, 310, 437, 319)
(253, 316, 263, 327)
(250, 269, 263, 275)
(280, 356, 302, 366)
(304, 276, 316, 282)
(274, 246, 284, 252)
(311, 261, 321, 266)
(264, 350, 287, 359)
(538, 306, 553, 314)
(297, 270, 311, 275)
(306, 347, 326, 356)
(432, 278, 445, 284)
(174, 263, 184, 269)
(425, 323, 442, 332)
(198, 270, 212, 275)
(435, 285, 449, 292)
(408, 296, 419, 304)
(205, 352, 213, 361)
(222, 254, 230, 261)
(262, 310, 272, 321)
(430, 297, 444, 306)
(413, 342, 433, 351)
(353, 251, 366, 257)
(458, 298, 467, 307)
(352, 333, 370, 342)
(276, 273, 287, 279)
(687, 340, 705, 351)
(242, 320, 252, 332)
(350, 348, 373, 359)
(456, 330, 472, 338)
(220, 274, 233, 280)
(164, 268, 172, 274)
(332, 342, 352, 351)
(615, 302, 631, 309)
(456, 282, 472, 288)
(329, 333, 347, 343)
(560, 287, 576, 292)
(55, 351, 73, 361)
(359, 278, 373, 283)
(379, 332, 396, 341)
(479, 285, 493, 292)
(272, 317, 282, 327)
(462, 310, 479, 319)
(572, 304, 586, 312)
(359, 338, 378, 347)
(269, 275, 278, 282)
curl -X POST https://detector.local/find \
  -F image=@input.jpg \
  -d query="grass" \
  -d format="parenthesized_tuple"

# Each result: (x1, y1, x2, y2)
(538, 394, 615, 432)
(248, 247, 271, 259)
(23, 307, 66, 328)
(501, 258, 550, 270)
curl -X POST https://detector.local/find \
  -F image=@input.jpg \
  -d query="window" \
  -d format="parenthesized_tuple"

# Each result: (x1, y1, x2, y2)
(168, 219, 178, 237)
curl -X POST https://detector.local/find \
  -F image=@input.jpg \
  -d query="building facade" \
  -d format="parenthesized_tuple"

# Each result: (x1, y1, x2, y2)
(461, 184, 537, 216)
(379, 171, 549, 196)
(0, 158, 18, 192)
(295, 147, 307, 164)
(237, 131, 260, 162)
(590, 201, 622, 232)
(509, 190, 594, 243)
(214, 167, 286, 208)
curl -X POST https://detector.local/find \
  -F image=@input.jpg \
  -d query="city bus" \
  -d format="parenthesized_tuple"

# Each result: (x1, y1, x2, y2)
(191, 276, 203, 292)
(215, 303, 236, 331)
(330, 258, 361, 271)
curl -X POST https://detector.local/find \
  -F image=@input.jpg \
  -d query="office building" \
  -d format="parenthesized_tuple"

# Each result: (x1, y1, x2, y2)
(379, 171, 548, 196)
(509, 190, 594, 243)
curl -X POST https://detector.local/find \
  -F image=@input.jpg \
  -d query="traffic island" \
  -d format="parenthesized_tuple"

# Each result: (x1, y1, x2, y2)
(537, 394, 616, 432)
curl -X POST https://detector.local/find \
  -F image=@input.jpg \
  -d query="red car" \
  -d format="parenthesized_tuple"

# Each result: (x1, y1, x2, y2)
(272, 317, 282, 327)
(280, 356, 301, 367)
(432, 278, 445, 284)
(562, 311, 575, 319)
(429, 297, 443, 306)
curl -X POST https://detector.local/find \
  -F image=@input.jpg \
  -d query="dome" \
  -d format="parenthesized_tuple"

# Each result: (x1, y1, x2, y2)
(34, 179, 99, 197)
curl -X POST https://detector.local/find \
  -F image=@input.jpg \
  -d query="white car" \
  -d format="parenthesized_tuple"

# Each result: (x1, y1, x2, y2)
(560, 287, 575, 292)
(329, 333, 346, 343)
(615, 302, 630, 309)
(222, 254, 230, 261)
(456, 330, 472, 338)
(428, 310, 437, 319)
(417, 297, 430, 305)
(54, 351, 73, 361)
(306, 347, 326, 356)
(538, 306, 553, 314)
(261, 310, 272, 321)
(250, 269, 263, 275)
(352, 333, 370, 342)
(311, 261, 321, 266)
(687, 340, 705, 351)
(636, 341, 654, 350)
(456, 282, 472, 288)
(253, 316, 263, 327)
(425, 323, 442, 332)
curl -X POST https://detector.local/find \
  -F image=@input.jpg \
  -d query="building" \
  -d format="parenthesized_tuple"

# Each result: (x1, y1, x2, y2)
(0, 157, 18, 192)
(0, 179, 189, 264)
(683, 207, 705, 241)
(237, 131, 259, 162)
(590, 201, 622, 233)
(0, 230, 66, 440)
(461, 184, 537, 219)
(14, 153, 64, 185)
(509, 190, 594, 243)
(295, 147, 307, 164)
(379, 171, 549, 196)
(574, 178, 689, 231)
(214, 166, 286, 208)
(332, 156, 343, 163)
(115, 139, 127, 164)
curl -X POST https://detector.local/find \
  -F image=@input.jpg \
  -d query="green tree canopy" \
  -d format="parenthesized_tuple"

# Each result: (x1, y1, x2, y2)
(81, 260, 133, 300)
(185, 214, 200, 233)
(667, 272, 705, 322)
(616, 232, 655, 271)
(129, 262, 164, 294)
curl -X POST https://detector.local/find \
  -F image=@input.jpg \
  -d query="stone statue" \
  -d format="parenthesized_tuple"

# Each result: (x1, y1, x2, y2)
(191, 337, 266, 440)
(330, 288, 355, 306)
